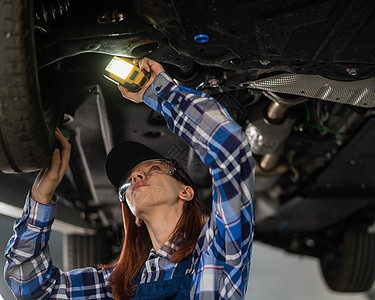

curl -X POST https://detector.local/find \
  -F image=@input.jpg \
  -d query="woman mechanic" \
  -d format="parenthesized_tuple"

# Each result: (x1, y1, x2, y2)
(4, 58, 255, 299)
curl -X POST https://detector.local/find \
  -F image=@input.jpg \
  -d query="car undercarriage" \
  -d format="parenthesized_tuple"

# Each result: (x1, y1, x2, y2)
(1, 0, 375, 293)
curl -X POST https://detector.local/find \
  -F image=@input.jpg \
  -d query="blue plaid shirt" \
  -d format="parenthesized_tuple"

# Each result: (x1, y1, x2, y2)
(4, 72, 255, 299)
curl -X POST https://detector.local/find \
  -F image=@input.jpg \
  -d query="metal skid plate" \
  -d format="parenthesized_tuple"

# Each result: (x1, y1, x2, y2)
(241, 74, 375, 108)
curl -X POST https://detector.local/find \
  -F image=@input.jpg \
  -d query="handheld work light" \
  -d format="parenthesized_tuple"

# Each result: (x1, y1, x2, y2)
(103, 56, 151, 92)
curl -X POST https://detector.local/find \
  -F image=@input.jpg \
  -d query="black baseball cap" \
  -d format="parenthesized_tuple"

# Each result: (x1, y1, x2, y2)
(105, 141, 164, 189)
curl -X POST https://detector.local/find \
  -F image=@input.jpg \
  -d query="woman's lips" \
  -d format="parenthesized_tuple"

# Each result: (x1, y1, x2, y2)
(131, 181, 149, 192)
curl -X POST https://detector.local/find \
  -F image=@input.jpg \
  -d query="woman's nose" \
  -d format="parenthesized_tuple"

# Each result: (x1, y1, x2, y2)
(131, 170, 145, 183)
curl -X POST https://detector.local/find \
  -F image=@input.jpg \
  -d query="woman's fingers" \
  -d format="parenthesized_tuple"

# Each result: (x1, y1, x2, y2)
(117, 85, 131, 98)
(138, 57, 164, 76)
(31, 128, 71, 204)
(117, 58, 165, 102)
(117, 85, 141, 103)
(139, 57, 151, 72)
(143, 57, 165, 75)
(48, 148, 61, 180)
(54, 128, 71, 176)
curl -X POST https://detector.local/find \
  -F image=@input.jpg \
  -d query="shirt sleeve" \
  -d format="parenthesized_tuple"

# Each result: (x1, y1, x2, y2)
(4, 192, 113, 299)
(143, 72, 256, 297)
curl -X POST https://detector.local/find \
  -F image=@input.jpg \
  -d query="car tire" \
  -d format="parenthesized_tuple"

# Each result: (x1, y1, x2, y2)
(0, 0, 63, 173)
(319, 222, 375, 292)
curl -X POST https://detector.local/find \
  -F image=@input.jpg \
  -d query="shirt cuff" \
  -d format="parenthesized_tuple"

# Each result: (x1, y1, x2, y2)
(143, 72, 177, 111)
(24, 191, 58, 229)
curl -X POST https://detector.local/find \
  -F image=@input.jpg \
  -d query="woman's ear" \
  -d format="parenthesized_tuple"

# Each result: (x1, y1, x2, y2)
(179, 186, 194, 201)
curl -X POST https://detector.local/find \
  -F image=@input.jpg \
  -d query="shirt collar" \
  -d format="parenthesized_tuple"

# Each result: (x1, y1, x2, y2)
(148, 236, 183, 260)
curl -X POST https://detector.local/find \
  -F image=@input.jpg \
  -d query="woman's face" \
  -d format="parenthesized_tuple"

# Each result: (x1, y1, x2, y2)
(122, 160, 184, 215)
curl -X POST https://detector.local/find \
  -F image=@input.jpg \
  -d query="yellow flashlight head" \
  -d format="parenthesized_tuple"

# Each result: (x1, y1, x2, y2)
(103, 56, 151, 93)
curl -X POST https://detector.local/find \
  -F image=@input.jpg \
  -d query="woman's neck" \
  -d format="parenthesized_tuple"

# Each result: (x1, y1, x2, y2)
(142, 203, 183, 251)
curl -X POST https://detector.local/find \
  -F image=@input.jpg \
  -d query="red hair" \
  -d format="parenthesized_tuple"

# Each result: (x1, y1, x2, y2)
(107, 196, 203, 299)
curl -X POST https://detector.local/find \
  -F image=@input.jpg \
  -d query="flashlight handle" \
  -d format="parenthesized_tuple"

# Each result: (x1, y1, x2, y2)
(141, 68, 151, 79)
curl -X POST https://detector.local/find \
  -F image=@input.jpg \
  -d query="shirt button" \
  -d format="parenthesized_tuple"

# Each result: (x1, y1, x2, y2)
(155, 86, 161, 91)
(151, 265, 156, 271)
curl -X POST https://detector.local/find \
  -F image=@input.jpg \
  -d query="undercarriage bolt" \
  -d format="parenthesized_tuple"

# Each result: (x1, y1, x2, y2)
(346, 67, 359, 76)
(208, 79, 220, 87)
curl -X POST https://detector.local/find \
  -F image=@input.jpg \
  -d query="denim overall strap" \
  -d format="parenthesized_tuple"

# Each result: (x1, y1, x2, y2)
(131, 257, 193, 300)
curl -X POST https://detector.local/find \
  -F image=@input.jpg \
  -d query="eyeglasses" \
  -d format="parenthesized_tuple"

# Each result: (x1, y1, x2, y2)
(118, 159, 177, 203)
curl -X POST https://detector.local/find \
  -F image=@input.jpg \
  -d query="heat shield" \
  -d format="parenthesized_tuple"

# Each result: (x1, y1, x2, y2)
(240, 74, 375, 108)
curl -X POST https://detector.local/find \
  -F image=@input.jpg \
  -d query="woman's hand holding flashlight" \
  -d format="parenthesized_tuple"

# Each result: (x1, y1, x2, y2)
(117, 57, 165, 103)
